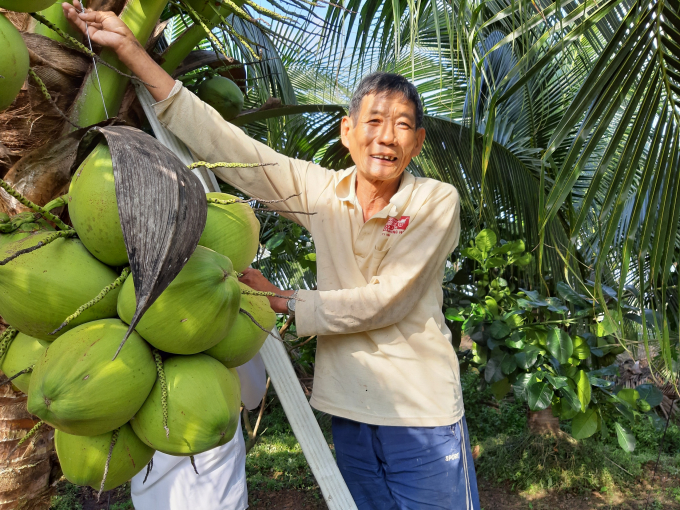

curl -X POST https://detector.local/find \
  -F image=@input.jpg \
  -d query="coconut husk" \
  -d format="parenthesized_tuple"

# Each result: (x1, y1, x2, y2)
(0, 119, 117, 215)
(70, 126, 207, 358)
(0, 33, 90, 175)
(0, 142, 13, 171)
(0, 9, 32, 31)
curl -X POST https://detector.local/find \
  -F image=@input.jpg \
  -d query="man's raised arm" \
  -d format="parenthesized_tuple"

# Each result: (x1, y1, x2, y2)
(63, 1, 325, 228)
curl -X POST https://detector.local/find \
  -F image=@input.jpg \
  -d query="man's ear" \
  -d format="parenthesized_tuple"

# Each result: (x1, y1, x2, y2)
(340, 115, 352, 149)
(411, 127, 426, 158)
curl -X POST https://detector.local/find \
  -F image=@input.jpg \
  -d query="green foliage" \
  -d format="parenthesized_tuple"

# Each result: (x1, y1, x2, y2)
(461, 371, 527, 444)
(449, 229, 663, 451)
(244, 393, 331, 493)
(476, 432, 679, 494)
(50, 482, 83, 510)
(49, 481, 132, 510)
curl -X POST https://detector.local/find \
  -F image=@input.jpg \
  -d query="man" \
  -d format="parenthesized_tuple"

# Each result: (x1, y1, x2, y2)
(64, 3, 480, 508)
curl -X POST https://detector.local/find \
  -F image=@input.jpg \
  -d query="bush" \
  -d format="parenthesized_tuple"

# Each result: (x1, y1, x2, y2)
(461, 370, 527, 444)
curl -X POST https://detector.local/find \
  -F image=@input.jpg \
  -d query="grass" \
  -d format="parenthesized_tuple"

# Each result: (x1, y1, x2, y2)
(50, 481, 133, 510)
(50, 482, 83, 510)
(460, 369, 680, 503)
(49, 370, 680, 509)
(476, 432, 678, 494)
(243, 391, 332, 494)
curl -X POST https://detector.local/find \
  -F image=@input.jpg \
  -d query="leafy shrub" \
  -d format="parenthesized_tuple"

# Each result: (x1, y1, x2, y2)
(461, 370, 526, 444)
(449, 229, 664, 451)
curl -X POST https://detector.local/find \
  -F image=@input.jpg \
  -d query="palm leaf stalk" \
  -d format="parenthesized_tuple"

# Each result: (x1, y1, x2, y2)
(68, 0, 171, 127)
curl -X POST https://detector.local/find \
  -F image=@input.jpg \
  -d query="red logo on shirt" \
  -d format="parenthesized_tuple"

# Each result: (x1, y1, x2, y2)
(382, 216, 410, 235)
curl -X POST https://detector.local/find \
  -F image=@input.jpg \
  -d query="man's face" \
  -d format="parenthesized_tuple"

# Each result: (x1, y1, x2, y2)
(341, 92, 426, 184)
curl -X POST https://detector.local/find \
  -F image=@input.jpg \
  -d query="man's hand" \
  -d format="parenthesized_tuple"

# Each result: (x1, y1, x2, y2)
(62, 1, 176, 101)
(63, 1, 137, 54)
(239, 268, 294, 314)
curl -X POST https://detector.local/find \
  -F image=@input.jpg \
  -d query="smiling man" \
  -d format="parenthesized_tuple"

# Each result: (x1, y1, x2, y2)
(64, 3, 480, 508)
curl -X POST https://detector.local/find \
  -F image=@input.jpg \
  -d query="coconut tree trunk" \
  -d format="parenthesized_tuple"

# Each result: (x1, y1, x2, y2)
(0, 324, 56, 510)
(527, 408, 560, 435)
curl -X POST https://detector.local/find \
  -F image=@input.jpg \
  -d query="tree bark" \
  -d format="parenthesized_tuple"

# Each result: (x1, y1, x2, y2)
(0, 322, 56, 510)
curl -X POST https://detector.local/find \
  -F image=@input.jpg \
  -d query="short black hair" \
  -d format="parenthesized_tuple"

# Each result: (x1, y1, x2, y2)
(348, 72, 423, 129)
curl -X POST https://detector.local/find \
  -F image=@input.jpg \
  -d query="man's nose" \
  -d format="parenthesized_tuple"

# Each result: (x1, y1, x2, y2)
(378, 122, 397, 145)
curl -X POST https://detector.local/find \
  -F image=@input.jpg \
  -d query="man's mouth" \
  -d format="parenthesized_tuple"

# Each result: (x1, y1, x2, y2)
(371, 155, 398, 162)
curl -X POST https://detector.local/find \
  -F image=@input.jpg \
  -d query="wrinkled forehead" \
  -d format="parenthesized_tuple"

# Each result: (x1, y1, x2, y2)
(357, 91, 418, 119)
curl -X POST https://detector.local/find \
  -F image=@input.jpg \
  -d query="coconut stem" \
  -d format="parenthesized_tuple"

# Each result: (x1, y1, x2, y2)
(143, 457, 154, 484)
(211, 0, 255, 25)
(239, 308, 282, 341)
(30, 13, 155, 88)
(27, 69, 81, 129)
(0, 328, 19, 364)
(190, 455, 199, 475)
(44, 196, 68, 213)
(252, 208, 317, 215)
(190, 161, 277, 171)
(51, 268, 131, 335)
(0, 213, 41, 234)
(243, 0, 291, 21)
(0, 180, 72, 231)
(206, 193, 301, 208)
(153, 350, 170, 439)
(16, 421, 43, 450)
(97, 428, 120, 501)
(241, 289, 299, 300)
(0, 230, 77, 266)
(0, 366, 34, 387)
(179, 0, 257, 60)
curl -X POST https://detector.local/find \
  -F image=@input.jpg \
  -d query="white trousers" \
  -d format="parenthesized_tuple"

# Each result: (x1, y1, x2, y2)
(131, 354, 267, 510)
(130, 421, 249, 510)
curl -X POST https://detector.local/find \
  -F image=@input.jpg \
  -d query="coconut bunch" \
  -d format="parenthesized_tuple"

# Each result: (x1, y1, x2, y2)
(0, 135, 277, 495)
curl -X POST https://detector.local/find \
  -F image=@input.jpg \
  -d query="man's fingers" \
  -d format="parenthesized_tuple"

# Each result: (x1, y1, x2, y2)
(63, 3, 89, 34)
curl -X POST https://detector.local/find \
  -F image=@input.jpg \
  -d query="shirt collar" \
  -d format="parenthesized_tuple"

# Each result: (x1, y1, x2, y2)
(334, 167, 416, 218)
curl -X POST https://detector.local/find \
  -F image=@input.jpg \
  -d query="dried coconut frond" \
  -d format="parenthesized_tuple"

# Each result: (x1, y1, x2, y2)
(0, 34, 90, 176)
(0, 9, 32, 31)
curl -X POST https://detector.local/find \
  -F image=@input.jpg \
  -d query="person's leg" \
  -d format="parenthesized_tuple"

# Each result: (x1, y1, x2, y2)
(332, 416, 399, 510)
(376, 416, 480, 510)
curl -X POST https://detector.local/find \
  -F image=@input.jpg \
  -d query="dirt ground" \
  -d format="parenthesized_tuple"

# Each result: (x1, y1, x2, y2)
(55, 465, 680, 509)
(247, 473, 680, 510)
(477, 477, 680, 510)
(249, 489, 328, 509)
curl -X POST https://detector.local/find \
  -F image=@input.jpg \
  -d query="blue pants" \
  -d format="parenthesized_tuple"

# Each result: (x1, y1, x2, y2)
(332, 416, 480, 510)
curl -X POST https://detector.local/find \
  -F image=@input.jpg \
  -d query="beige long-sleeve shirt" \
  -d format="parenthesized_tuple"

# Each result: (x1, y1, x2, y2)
(154, 82, 464, 426)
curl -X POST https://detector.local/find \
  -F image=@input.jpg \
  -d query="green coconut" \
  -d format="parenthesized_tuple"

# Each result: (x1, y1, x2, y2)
(0, 0, 57, 12)
(0, 231, 121, 341)
(117, 246, 241, 354)
(205, 282, 274, 367)
(0, 332, 49, 393)
(0, 13, 29, 111)
(28, 319, 157, 436)
(199, 192, 260, 272)
(55, 423, 154, 491)
(0, 213, 54, 250)
(68, 143, 128, 266)
(130, 354, 241, 455)
(197, 77, 244, 120)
